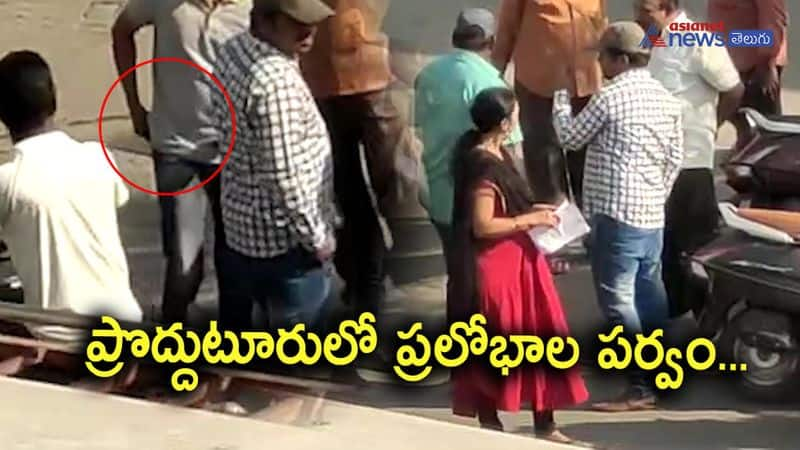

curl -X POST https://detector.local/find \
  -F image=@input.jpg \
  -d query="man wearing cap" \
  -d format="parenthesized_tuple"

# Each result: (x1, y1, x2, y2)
(112, 0, 251, 324)
(552, 21, 683, 411)
(207, 0, 339, 331)
(299, 0, 403, 320)
(493, 0, 607, 208)
(636, 0, 744, 319)
(414, 8, 523, 291)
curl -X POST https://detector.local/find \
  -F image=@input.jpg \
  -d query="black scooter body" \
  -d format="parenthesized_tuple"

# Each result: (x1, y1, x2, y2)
(686, 108, 800, 400)
(691, 229, 800, 335)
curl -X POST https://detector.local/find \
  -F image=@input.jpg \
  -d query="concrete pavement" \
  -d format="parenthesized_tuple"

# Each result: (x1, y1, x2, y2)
(0, 377, 585, 450)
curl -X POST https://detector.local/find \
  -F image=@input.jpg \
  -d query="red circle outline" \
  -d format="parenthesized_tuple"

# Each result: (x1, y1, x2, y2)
(98, 57, 237, 197)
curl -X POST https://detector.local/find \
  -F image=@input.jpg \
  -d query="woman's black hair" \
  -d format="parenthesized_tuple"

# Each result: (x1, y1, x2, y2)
(470, 87, 516, 133)
(450, 87, 517, 167)
(447, 87, 536, 324)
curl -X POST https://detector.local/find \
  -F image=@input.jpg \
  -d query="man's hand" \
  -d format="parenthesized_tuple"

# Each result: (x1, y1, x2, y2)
(315, 234, 337, 263)
(131, 106, 150, 140)
(754, 63, 780, 102)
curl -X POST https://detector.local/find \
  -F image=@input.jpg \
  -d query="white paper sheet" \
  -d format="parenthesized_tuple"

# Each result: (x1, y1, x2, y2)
(528, 200, 591, 255)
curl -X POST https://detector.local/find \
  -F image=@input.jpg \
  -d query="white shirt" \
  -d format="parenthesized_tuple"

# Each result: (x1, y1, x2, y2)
(0, 131, 142, 344)
(647, 11, 741, 170)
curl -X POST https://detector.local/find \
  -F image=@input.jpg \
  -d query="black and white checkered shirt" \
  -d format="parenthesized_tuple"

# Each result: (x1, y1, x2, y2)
(209, 32, 337, 258)
(553, 68, 684, 229)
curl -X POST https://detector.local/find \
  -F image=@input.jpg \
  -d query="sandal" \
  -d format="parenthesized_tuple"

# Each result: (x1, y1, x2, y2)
(547, 257, 571, 275)
(479, 421, 504, 432)
(537, 430, 596, 448)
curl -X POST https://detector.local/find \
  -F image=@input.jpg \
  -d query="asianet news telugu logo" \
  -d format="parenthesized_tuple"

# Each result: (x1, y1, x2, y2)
(640, 22, 774, 49)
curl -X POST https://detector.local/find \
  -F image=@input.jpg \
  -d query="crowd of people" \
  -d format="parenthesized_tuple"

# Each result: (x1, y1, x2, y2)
(0, 0, 789, 445)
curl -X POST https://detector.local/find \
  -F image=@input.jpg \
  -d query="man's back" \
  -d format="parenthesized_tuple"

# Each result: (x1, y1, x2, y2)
(493, 0, 605, 98)
(415, 50, 521, 225)
(555, 68, 684, 229)
(301, 0, 392, 99)
(0, 131, 141, 327)
(647, 10, 740, 170)
(707, 0, 788, 73)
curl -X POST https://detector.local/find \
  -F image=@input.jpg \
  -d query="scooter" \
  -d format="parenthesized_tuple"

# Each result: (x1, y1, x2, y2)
(687, 107, 800, 401)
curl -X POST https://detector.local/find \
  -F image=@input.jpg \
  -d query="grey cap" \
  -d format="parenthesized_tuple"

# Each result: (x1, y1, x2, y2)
(597, 21, 651, 56)
(455, 8, 495, 38)
(254, 0, 335, 25)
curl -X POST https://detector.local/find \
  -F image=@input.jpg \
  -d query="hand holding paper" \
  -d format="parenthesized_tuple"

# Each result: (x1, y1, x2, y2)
(528, 201, 591, 255)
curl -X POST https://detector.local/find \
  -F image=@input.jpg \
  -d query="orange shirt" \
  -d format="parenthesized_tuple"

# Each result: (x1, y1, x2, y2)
(707, 0, 788, 72)
(493, 0, 606, 99)
(300, 0, 393, 99)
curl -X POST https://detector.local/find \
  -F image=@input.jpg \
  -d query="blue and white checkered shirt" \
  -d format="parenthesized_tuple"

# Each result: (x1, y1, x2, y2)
(553, 68, 684, 229)
(209, 32, 338, 258)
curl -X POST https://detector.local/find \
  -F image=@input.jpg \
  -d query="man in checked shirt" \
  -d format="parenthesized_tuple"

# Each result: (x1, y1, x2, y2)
(552, 22, 683, 412)
(208, 0, 339, 332)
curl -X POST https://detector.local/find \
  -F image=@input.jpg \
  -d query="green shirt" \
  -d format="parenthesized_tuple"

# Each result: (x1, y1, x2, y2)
(414, 50, 523, 225)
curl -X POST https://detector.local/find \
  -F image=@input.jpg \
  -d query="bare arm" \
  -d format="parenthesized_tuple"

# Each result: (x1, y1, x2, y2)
(472, 184, 558, 240)
(552, 89, 607, 151)
(491, 0, 525, 74)
(717, 83, 745, 127)
(111, 3, 151, 139)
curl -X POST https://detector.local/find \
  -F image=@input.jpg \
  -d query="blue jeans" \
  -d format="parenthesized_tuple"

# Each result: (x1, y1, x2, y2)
(588, 214, 669, 395)
(219, 245, 332, 333)
(589, 214, 668, 335)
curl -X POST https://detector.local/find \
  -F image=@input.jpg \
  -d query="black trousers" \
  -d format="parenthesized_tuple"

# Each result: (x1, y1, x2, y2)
(317, 90, 404, 315)
(741, 66, 783, 115)
(153, 154, 228, 324)
(515, 83, 590, 207)
(663, 169, 719, 318)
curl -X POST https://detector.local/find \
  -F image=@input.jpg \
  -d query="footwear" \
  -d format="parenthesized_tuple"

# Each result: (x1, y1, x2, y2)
(536, 430, 579, 444)
(479, 421, 504, 432)
(354, 349, 398, 384)
(478, 410, 504, 432)
(591, 390, 657, 412)
(547, 256, 571, 275)
(536, 430, 596, 448)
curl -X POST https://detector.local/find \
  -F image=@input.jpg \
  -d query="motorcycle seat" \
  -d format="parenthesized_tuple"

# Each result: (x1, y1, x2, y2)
(742, 108, 800, 134)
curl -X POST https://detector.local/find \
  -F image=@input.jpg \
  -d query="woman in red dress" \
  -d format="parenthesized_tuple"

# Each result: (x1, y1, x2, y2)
(448, 87, 589, 443)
